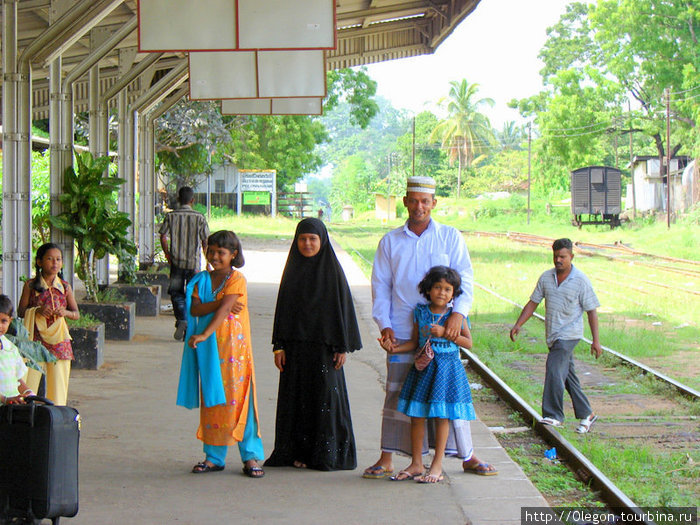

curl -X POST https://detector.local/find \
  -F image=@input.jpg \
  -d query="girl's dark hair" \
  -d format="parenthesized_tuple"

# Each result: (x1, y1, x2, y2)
(32, 243, 64, 293)
(0, 294, 14, 317)
(207, 230, 244, 268)
(418, 265, 463, 301)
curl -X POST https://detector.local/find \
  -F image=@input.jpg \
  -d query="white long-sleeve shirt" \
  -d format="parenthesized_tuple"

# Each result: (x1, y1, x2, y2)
(371, 219, 473, 340)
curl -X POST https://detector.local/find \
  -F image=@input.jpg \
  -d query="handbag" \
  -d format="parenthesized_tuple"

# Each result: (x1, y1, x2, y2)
(414, 311, 447, 371)
(414, 336, 434, 371)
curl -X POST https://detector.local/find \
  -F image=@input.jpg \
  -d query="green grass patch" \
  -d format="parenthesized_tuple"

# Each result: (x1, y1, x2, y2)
(67, 313, 102, 328)
(574, 441, 699, 508)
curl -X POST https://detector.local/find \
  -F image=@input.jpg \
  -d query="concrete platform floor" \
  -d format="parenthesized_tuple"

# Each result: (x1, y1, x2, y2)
(67, 244, 549, 524)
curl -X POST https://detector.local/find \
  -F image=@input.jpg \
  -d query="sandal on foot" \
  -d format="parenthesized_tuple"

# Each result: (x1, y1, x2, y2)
(463, 461, 498, 476)
(575, 414, 598, 434)
(389, 470, 421, 482)
(293, 460, 308, 469)
(416, 472, 444, 484)
(192, 462, 224, 474)
(362, 465, 393, 479)
(242, 465, 265, 478)
(540, 417, 562, 427)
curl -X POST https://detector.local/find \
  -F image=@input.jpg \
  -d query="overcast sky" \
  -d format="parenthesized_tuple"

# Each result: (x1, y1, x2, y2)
(364, 0, 574, 128)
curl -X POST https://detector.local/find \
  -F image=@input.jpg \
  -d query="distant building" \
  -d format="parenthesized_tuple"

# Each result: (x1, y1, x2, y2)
(374, 193, 397, 221)
(628, 155, 692, 213)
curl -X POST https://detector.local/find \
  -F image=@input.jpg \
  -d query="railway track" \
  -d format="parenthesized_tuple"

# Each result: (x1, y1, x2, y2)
(460, 346, 654, 524)
(466, 231, 700, 279)
(475, 282, 700, 400)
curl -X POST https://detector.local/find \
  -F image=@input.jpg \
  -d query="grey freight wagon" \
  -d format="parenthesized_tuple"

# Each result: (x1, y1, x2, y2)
(570, 166, 621, 228)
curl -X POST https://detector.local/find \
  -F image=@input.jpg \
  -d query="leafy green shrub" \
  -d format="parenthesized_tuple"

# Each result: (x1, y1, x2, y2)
(66, 313, 102, 328)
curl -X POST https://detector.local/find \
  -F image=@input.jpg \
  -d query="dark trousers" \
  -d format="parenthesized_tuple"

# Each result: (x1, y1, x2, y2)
(168, 265, 196, 322)
(542, 339, 592, 422)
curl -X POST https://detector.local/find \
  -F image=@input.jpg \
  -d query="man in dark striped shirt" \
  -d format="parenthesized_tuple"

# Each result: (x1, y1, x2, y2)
(159, 187, 209, 341)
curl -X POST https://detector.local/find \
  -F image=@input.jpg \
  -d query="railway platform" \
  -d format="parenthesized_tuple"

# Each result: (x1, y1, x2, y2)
(67, 242, 549, 524)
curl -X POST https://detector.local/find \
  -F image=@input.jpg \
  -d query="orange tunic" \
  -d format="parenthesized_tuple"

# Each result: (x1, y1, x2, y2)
(195, 271, 259, 446)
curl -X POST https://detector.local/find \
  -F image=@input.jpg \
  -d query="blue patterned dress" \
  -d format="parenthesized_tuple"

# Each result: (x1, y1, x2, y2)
(397, 304, 476, 420)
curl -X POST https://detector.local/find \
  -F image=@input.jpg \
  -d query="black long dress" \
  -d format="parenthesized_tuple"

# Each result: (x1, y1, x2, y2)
(265, 218, 362, 471)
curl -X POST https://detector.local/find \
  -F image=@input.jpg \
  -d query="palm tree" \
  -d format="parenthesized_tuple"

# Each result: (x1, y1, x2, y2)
(430, 79, 495, 198)
(497, 121, 526, 151)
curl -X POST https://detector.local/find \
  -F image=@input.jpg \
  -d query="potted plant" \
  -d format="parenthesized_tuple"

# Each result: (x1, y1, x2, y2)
(66, 314, 105, 370)
(77, 288, 135, 341)
(49, 151, 137, 340)
(112, 250, 162, 317)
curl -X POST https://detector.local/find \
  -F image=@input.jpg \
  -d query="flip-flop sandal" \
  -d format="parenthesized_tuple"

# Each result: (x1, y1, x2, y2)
(540, 417, 562, 427)
(242, 465, 265, 478)
(416, 473, 444, 484)
(389, 470, 421, 481)
(192, 462, 225, 474)
(463, 462, 498, 476)
(362, 465, 394, 479)
(575, 414, 598, 434)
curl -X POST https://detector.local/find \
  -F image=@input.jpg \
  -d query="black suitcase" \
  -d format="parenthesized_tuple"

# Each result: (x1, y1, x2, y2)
(0, 396, 80, 524)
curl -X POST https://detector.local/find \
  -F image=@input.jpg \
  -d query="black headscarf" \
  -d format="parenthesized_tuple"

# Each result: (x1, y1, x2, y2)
(272, 218, 362, 353)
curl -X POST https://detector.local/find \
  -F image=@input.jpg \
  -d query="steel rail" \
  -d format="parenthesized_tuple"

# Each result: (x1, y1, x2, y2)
(460, 346, 653, 524)
(474, 281, 700, 400)
(466, 230, 700, 277)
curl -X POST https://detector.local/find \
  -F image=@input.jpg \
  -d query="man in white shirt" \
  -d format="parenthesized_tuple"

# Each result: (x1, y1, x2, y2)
(363, 176, 497, 480)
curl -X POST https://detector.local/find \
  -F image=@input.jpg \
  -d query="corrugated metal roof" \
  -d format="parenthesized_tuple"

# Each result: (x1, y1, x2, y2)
(1, 0, 481, 119)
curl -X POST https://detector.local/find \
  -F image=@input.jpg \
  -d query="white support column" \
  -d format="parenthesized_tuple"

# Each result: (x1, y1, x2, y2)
(1, 0, 26, 305)
(49, 56, 73, 285)
(139, 87, 188, 266)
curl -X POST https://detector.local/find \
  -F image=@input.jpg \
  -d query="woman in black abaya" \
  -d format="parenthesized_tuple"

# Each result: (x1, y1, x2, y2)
(265, 218, 362, 471)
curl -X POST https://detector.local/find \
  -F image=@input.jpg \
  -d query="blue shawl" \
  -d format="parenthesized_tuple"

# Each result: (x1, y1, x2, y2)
(176, 271, 227, 409)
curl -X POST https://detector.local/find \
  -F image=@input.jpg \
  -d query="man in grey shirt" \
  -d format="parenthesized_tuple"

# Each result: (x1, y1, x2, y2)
(159, 187, 209, 341)
(510, 238, 601, 433)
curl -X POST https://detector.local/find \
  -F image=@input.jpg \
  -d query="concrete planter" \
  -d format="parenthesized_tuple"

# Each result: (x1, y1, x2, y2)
(70, 323, 105, 370)
(109, 283, 161, 317)
(78, 302, 135, 341)
(130, 271, 170, 300)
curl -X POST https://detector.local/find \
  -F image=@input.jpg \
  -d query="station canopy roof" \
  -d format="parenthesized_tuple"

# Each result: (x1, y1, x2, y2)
(2, 0, 481, 119)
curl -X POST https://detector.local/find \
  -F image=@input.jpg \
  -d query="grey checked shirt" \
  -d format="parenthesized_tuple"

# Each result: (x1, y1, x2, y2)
(530, 265, 600, 346)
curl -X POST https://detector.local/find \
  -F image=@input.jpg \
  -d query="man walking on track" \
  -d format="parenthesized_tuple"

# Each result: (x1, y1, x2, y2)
(364, 175, 498, 480)
(159, 186, 209, 341)
(510, 237, 601, 434)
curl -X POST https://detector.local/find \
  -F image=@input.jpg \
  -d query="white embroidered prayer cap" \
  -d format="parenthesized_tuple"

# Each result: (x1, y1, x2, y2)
(406, 176, 436, 195)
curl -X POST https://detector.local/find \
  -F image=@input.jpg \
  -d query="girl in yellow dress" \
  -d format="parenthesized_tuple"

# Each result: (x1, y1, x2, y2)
(176, 230, 264, 478)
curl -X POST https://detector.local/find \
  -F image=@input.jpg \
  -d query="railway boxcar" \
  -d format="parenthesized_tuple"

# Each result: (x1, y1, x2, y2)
(570, 166, 622, 228)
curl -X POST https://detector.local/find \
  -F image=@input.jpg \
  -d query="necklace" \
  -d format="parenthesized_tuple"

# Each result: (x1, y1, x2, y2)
(212, 271, 233, 296)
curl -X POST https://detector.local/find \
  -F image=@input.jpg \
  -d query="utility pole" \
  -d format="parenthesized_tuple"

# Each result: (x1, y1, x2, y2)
(665, 87, 671, 229)
(412, 116, 416, 178)
(527, 122, 532, 225)
(629, 101, 636, 220)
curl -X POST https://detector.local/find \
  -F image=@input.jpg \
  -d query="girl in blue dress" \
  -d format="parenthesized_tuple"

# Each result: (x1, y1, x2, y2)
(379, 265, 475, 483)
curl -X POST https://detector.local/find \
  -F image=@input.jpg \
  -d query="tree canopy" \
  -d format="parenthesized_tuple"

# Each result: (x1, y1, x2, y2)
(512, 0, 699, 190)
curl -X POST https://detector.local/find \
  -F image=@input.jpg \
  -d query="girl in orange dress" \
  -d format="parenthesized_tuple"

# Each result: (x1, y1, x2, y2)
(176, 230, 264, 478)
